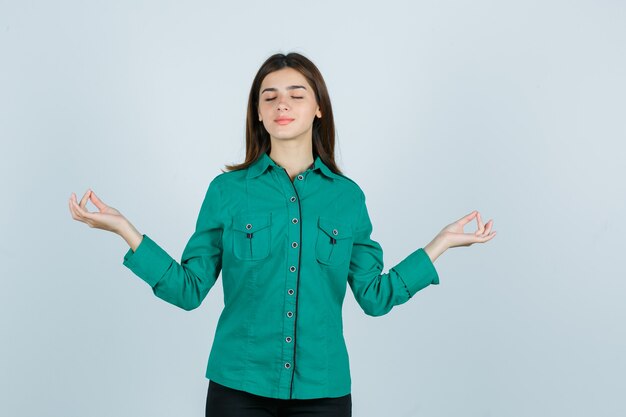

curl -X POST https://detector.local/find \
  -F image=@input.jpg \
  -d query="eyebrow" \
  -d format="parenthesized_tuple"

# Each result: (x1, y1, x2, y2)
(261, 85, 307, 94)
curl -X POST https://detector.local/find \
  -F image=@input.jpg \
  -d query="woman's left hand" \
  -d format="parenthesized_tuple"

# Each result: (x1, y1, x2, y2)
(440, 210, 496, 249)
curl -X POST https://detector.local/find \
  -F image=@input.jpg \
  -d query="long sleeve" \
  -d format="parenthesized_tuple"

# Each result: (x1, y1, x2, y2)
(122, 178, 224, 311)
(347, 191, 439, 317)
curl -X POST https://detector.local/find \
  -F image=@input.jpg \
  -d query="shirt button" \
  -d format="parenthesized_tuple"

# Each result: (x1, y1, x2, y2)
(246, 223, 252, 230)
(285, 362, 291, 369)
(287, 289, 294, 295)
(332, 229, 338, 235)
(285, 336, 292, 343)
(289, 266, 296, 272)
(291, 242, 298, 248)
(297, 175, 304, 180)
(290, 196, 296, 202)
(292, 218, 298, 224)
(286, 311, 293, 318)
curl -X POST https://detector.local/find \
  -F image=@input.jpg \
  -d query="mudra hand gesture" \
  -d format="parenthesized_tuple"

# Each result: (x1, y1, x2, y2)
(68, 189, 128, 234)
(440, 210, 496, 248)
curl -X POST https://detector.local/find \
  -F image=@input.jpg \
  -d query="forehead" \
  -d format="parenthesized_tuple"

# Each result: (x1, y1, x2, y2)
(260, 67, 313, 92)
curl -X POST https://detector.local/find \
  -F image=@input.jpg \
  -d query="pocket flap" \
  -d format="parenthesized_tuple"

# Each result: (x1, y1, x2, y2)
(317, 216, 352, 240)
(232, 213, 272, 233)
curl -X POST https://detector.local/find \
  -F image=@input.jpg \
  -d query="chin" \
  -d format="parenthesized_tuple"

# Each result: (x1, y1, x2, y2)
(270, 131, 305, 141)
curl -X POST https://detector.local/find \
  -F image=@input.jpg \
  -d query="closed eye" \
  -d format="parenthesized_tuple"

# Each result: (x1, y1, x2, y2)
(264, 97, 304, 101)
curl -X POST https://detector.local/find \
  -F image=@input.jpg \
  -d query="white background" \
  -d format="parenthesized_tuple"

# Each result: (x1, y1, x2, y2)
(1, 1, 624, 416)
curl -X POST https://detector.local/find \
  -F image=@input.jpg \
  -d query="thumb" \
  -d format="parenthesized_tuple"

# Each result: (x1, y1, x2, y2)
(89, 190, 107, 211)
(455, 210, 478, 226)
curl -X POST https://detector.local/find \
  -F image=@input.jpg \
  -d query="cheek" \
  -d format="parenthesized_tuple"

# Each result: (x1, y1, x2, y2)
(258, 105, 270, 119)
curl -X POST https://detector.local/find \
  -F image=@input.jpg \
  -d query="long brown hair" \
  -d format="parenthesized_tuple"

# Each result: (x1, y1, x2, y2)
(222, 52, 343, 175)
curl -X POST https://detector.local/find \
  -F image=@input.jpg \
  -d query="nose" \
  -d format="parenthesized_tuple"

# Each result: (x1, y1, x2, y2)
(276, 95, 289, 111)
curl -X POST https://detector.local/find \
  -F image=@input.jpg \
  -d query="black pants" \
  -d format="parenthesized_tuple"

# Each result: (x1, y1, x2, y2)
(205, 380, 352, 417)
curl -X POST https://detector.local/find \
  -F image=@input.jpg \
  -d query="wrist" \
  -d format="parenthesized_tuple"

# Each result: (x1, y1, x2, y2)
(424, 234, 448, 263)
(117, 219, 143, 252)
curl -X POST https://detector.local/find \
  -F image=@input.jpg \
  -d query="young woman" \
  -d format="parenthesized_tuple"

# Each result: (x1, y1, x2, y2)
(69, 52, 496, 417)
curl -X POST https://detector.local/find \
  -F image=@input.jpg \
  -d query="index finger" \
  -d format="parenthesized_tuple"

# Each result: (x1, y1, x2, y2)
(79, 189, 92, 208)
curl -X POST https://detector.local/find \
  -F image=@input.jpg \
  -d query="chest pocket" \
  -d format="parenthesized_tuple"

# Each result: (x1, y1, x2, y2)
(315, 216, 353, 267)
(232, 213, 272, 261)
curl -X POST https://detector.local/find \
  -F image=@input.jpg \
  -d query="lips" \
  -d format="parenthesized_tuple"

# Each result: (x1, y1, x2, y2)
(275, 117, 294, 125)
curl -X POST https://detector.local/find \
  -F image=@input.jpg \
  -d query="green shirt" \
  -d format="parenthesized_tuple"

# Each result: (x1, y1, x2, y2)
(122, 151, 440, 400)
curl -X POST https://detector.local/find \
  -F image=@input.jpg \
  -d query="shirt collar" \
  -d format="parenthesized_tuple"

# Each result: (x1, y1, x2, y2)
(246, 152, 341, 180)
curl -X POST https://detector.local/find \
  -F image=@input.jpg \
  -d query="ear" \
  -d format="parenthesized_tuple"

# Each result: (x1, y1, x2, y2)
(316, 107, 322, 118)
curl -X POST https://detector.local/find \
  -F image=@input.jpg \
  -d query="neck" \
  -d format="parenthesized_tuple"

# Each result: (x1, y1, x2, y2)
(268, 139, 314, 181)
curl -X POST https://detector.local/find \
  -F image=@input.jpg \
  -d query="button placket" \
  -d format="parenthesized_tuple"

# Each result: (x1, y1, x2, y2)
(277, 165, 308, 399)
(277, 165, 313, 397)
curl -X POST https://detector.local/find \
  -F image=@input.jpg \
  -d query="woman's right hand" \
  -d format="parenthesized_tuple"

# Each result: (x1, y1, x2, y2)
(69, 189, 128, 234)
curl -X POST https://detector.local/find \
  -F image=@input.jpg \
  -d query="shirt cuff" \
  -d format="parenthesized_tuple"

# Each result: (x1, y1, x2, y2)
(122, 234, 174, 288)
(392, 247, 440, 298)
